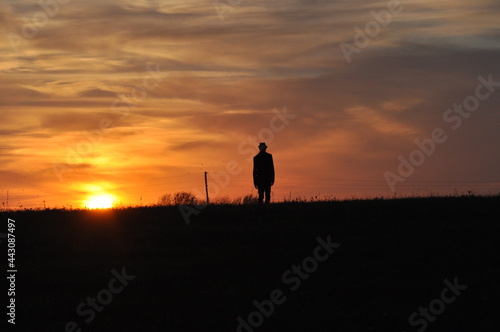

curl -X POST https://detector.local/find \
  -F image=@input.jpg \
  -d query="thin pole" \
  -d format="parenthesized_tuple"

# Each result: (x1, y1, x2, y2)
(204, 171, 210, 205)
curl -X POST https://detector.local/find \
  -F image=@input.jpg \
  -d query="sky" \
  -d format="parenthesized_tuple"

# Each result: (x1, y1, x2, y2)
(0, 0, 499, 208)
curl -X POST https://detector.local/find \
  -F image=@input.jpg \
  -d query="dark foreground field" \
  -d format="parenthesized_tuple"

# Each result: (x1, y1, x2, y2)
(1, 196, 499, 331)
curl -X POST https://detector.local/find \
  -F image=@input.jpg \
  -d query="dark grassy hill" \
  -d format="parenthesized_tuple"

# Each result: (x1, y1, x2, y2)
(1, 196, 499, 331)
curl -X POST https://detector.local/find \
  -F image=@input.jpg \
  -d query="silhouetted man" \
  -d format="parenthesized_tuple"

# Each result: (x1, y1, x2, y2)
(253, 142, 275, 204)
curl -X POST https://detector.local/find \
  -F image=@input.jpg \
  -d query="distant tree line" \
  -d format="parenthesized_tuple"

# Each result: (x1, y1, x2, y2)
(157, 192, 258, 206)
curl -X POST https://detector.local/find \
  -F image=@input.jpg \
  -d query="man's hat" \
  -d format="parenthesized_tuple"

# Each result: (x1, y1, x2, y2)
(258, 142, 267, 148)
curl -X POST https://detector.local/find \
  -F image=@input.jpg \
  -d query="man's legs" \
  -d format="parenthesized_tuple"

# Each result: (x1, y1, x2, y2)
(257, 186, 265, 204)
(264, 186, 271, 204)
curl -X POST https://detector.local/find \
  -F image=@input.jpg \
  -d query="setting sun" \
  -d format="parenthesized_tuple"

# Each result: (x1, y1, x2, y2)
(85, 194, 116, 209)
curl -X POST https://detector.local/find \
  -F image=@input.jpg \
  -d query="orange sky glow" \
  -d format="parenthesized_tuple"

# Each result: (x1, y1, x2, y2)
(1, 0, 499, 209)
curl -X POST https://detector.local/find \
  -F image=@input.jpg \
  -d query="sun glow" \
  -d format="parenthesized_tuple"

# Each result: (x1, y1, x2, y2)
(85, 193, 116, 209)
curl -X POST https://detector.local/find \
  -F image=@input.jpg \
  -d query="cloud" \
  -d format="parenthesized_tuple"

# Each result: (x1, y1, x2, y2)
(40, 111, 124, 132)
